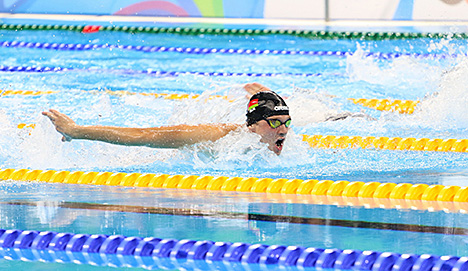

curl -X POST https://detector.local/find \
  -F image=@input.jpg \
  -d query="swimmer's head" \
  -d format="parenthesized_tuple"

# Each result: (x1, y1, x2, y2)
(246, 91, 290, 126)
(246, 91, 291, 155)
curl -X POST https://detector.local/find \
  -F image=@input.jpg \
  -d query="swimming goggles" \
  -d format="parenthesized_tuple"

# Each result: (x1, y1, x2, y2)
(266, 118, 292, 129)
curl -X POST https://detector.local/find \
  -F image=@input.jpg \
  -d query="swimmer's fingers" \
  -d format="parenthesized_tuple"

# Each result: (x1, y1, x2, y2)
(42, 109, 75, 125)
(243, 83, 271, 98)
(42, 109, 77, 141)
(62, 135, 72, 142)
(42, 109, 64, 122)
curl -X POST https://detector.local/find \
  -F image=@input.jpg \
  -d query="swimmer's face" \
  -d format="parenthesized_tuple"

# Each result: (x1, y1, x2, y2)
(248, 115, 290, 155)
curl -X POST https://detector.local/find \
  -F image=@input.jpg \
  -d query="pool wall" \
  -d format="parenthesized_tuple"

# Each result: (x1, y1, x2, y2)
(1, 0, 468, 21)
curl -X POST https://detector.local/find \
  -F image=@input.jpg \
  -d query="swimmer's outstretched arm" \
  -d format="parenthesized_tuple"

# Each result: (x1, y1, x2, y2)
(243, 83, 271, 98)
(42, 109, 241, 148)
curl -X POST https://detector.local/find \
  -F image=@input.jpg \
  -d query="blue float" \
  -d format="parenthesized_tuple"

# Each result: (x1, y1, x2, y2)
(296, 247, 324, 267)
(0, 228, 462, 271)
(152, 238, 177, 258)
(315, 248, 342, 268)
(222, 242, 250, 262)
(413, 254, 438, 271)
(241, 244, 268, 264)
(334, 249, 362, 269)
(433, 256, 461, 271)
(187, 240, 214, 260)
(205, 241, 232, 262)
(259, 245, 287, 265)
(354, 250, 381, 270)
(372, 252, 401, 271)
(277, 246, 305, 266)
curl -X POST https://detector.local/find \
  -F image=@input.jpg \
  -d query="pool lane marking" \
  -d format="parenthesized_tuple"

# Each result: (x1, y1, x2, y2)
(301, 134, 468, 152)
(1, 169, 468, 207)
(0, 64, 327, 78)
(0, 90, 58, 96)
(3, 87, 417, 114)
(348, 98, 418, 114)
(0, 40, 459, 60)
(2, 19, 468, 37)
(2, 199, 467, 236)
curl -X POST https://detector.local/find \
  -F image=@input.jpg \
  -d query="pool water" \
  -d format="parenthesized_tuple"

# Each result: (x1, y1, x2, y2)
(0, 24, 468, 269)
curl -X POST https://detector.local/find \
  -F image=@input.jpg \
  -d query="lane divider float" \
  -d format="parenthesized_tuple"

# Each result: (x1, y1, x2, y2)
(2, 85, 419, 114)
(1, 169, 467, 205)
(302, 135, 468, 152)
(1, 169, 467, 213)
(0, 228, 465, 270)
(0, 64, 325, 77)
(0, 40, 457, 60)
(348, 98, 419, 114)
(0, 90, 57, 96)
(0, 23, 465, 40)
(3, 89, 226, 101)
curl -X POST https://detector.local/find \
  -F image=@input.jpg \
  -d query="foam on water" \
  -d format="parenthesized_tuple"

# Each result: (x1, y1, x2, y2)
(178, 127, 315, 171)
(346, 44, 444, 96)
(342, 39, 468, 138)
(168, 84, 247, 125)
(413, 58, 468, 130)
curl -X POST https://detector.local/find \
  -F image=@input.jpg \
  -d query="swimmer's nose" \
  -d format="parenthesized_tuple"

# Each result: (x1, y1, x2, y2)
(276, 124, 289, 134)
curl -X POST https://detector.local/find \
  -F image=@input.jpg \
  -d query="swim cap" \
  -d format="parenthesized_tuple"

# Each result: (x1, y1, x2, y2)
(246, 91, 290, 126)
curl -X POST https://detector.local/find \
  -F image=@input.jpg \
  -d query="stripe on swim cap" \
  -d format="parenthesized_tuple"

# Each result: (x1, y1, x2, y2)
(248, 99, 259, 111)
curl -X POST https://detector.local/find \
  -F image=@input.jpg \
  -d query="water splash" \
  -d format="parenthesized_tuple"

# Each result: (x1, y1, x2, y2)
(413, 58, 468, 130)
(346, 43, 444, 93)
(177, 127, 315, 171)
(287, 87, 342, 125)
(344, 39, 468, 135)
(1, 114, 174, 170)
(168, 84, 246, 125)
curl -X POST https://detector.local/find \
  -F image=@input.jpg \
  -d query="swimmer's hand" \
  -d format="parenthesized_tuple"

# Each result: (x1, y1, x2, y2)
(243, 83, 271, 98)
(42, 109, 77, 142)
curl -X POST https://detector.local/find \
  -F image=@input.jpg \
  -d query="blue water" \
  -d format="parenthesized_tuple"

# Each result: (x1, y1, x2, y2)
(1, 26, 468, 269)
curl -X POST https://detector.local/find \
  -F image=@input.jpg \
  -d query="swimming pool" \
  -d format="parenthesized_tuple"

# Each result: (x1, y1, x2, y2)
(1, 21, 468, 270)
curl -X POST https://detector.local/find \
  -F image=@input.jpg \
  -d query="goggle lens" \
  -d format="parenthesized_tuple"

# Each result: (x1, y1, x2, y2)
(267, 118, 291, 129)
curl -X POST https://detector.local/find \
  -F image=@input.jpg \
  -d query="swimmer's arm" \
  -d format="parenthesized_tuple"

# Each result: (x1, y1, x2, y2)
(243, 83, 271, 98)
(71, 123, 241, 148)
(42, 109, 241, 148)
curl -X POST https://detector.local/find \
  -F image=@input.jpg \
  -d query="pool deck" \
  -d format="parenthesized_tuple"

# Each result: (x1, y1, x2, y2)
(0, 13, 467, 33)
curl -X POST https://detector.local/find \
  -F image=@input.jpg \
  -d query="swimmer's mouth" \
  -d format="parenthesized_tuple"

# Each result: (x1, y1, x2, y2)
(276, 138, 285, 148)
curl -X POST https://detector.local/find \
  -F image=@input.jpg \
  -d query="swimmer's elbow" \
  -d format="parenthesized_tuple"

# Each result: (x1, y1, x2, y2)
(143, 124, 240, 149)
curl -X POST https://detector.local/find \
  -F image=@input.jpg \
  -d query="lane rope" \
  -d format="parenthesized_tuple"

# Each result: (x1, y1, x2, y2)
(0, 227, 464, 270)
(301, 135, 468, 152)
(1, 23, 466, 40)
(2, 87, 418, 114)
(0, 40, 458, 60)
(1, 168, 466, 214)
(0, 64, 325, 77)
(1, 169, 467, 206)
(349, 98, 419, 114)
(0, 90, 58, 96)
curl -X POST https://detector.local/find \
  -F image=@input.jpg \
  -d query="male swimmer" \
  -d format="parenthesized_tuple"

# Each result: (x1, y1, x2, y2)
(42, 83, 291, 155)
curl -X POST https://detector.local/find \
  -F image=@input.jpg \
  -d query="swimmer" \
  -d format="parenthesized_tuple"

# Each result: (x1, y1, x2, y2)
(42, 83, 291, 155)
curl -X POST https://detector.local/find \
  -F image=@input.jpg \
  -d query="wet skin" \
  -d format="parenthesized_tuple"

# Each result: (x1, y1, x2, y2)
(248, 115, 290, 155)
